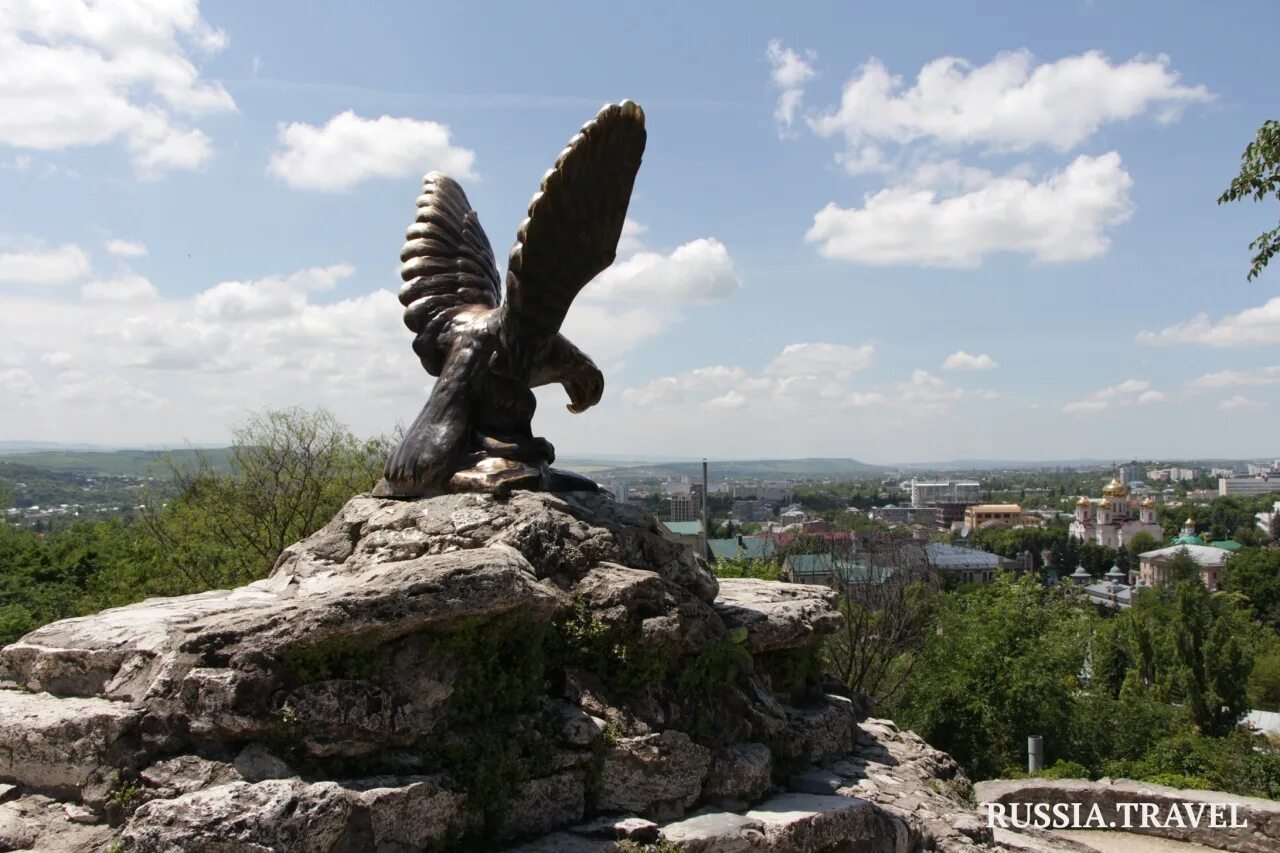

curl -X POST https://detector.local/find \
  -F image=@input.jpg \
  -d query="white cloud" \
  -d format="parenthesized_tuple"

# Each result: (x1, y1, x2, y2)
(1138, 297, 1280, 348)
(766, 40, 817, 133)
(616, 218, 648, 255)
(621, 366, 747, 409)
(806, 153, 1134, 267)
(0, 0, 235, 175)
(809, 49, 1210, 167)
(765, 342, 875, 378)
(589, 238, 740, 304)
(1188, 366, 1280, 389)
(620, 346, 995, 418)
(1219, 395, 1263, 412)
(1064, 379, 1165, 413)
(104, 238, 148, 257)
(193, 264, 353, 322)
(942, 350, 998, 371)
(81, 273, 159, 302)
(706, 390, 748, 411)
(0, 368, 39, 397)
(269, 111, 476, 191)
(0, 243, 90, 284)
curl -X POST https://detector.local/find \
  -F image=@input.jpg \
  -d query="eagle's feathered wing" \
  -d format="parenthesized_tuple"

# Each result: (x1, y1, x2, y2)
(397, 174, 502, 375)
(501, 100, 647, 350)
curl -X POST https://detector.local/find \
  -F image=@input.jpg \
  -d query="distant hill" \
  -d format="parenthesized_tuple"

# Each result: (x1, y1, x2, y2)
(579, 457, 887, 480)
(0, 448, 234, 477)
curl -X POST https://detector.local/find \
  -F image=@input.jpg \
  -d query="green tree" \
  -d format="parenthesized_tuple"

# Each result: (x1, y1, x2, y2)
(1172, 583, 1255, 736)
(888, 575, 1091, 779)
(140, 407, 389, 589)
(1125, 531, 1159, 563)
(1219, 118, 1280, 280)
(1221, 547, 1280, 631)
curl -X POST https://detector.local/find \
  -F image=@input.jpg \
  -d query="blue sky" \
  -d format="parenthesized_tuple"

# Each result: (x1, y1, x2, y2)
(0, 0, 1276, 462)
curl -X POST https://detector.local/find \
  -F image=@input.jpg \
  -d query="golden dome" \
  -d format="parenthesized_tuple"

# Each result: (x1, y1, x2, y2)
(1141, 496, 1156, 508)
(1076, 496, 1092, 507)
(1102, 478, 1128, 497)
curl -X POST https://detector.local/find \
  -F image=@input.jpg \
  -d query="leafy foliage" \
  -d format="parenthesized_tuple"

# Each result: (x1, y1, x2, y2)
(1219, 118, 1280, 280)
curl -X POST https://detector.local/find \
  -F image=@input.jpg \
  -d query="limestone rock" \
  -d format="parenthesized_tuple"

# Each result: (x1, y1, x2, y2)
(0, 689, 142, 800)
(122, 779, 368, 852)
(352, 775, 468, 850)
(746, 793, 908, 851)
(598, 731, 712, 817)
(276, 491, 718, 602)
(0, 793, 114, 853)
(704, 743, 773, 806)
(660, 810, 767, 851)
(504, 771, 586, 839)
(713, 579, 842, 653)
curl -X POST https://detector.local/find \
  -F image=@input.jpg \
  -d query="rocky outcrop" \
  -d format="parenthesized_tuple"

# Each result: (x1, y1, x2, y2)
(0, 490, 1040, 851)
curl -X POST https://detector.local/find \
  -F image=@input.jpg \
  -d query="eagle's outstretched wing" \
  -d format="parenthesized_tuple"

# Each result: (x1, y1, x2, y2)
(501, 100, 646, 348)
(398, 173, 502, 375)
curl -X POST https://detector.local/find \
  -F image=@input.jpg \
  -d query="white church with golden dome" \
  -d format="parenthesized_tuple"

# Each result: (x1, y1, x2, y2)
(1068, 478, 1163, 548)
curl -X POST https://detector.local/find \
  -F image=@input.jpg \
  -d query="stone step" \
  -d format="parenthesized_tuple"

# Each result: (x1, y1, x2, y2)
(0, 689, 142, 802)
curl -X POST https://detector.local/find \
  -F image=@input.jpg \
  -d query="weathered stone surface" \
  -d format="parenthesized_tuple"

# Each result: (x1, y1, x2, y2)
(278, 491, 718, 602)
(660, 810, 767, 851)
(0, 793, 114, 853)
(352, 774, 468, 850)
(571, 813, 659, 842)
(571, 563, 724, 653)
(0, 689, 142, 800)
(976, 777, 1280, 853)
(122, 779, 368, 852)
(505, 771, 587, 839)
(139, 754, 242, 797)
(704, 743, 773, 806)
(598, 731, 713, 817)
(556, 701, 607, 747)
(747, 793, 907, 851)
(713, 579, 842, 653)
(773, 694, 860, 765)
(233, 744, 297, 783)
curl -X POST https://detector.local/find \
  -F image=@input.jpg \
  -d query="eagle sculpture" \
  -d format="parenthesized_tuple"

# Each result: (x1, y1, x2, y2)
(378, 101, 646, 497)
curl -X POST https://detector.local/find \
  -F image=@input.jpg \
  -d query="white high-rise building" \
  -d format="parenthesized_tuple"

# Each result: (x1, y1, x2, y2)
(910, 480, 981, 508)
(1220, 477, 1280, 497)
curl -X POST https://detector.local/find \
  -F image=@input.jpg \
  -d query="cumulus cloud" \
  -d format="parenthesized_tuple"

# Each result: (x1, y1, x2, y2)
(104, 238, 148, 257)
(0, 0, 236, 174)
(81, 273, 159, 302)
(809, 49, 1210, 167)
(589, 238, 740, 304)
(1064, 379, 1165, 413)
(0, 243, 90, 284)
(806, 153, 1134, 266)
(616, 218, 649, 255)
(1137, 297, 1280, 348)
(942, 350, 998, 370)
(560, 230, 742, 364)
(269, 111, 477, 191)
(765, 342, 874, 378)
(0, 368, 39, 397)
(1219, 395, 1263, 412)
(619, 342, 996, 419)
(766, 40, 817, 133)
(1188, 365, 1280, 389)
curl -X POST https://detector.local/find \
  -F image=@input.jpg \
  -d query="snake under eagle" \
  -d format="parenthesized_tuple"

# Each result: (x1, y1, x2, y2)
(379, 101, 646, 497)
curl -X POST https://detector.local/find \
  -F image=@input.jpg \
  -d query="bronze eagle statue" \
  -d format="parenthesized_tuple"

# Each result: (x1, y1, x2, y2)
(378, 100, 646, 497)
